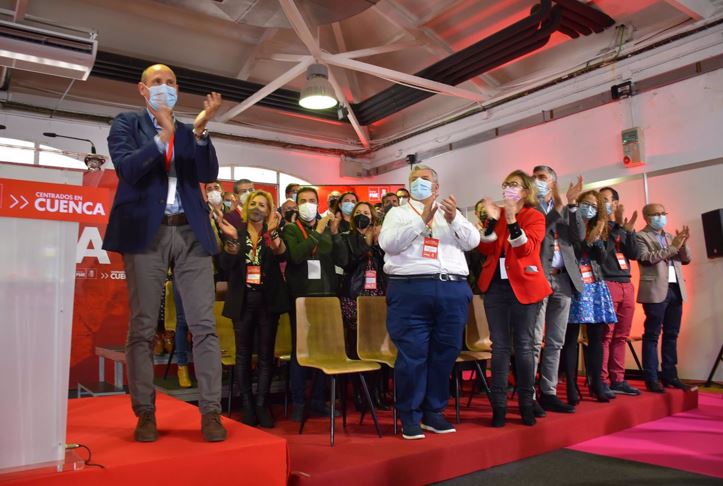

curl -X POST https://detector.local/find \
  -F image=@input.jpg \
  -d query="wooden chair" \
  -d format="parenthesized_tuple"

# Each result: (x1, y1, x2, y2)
(356, 296, 398, 434)
(296, 297, 382, 446)
(462, 295, 492, 411)
(626, 335, 643, 372)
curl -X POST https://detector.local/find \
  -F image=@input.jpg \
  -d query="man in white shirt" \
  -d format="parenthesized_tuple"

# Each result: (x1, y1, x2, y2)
(380, 164, 480, 440)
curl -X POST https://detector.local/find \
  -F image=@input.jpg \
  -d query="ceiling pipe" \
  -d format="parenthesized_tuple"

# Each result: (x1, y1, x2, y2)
(553, 0, 615, 27)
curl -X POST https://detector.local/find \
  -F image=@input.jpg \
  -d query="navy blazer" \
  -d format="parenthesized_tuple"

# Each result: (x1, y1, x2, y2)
(102, 111, 219, 255)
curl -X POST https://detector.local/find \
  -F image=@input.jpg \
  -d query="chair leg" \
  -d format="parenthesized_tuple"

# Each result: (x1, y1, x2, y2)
(340, 375, 347, 430)
(163, 341, 176, 379)
(466, 366, 477, 408)
(454, 364, 461, 424)
(283, 361, 289, 418)
(299, 371, 316, 435)
(627, 340, 643, 372)
(330, 375, 336, 447)
(467, 360, 490, 408)
(226, 365, 234, 417)
(359, 374, 382, 438)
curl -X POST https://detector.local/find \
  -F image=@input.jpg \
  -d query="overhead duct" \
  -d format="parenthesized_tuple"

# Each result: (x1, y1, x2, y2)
(0, 19, 97, 80)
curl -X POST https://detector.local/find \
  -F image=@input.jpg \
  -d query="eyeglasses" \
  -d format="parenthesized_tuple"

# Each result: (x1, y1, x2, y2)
(581, 202, 598, 209)
(501, 181, 522, 189)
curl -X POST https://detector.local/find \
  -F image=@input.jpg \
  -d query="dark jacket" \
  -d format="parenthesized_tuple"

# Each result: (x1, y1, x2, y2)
(282, 220, 347, 298)
(537, 203, 585, 293)
(103, 110, 219, 255)
(338, 230, 386, 298)
(600, 222, 639, 282)
(219, 222, 289, 319)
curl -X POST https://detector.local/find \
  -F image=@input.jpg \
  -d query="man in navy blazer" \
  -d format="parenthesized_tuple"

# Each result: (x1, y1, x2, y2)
(103, 63, 226, 442)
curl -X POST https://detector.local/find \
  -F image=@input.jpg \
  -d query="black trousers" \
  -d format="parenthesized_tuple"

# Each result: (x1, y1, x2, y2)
(233, 290, 278, 406)
(564, 323, 606, 394)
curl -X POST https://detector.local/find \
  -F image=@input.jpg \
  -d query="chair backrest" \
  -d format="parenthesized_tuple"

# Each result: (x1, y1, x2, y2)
(465, 295, 492, 352)
(356, 296, 397, 362)
(214, 301, 236, 366)
(295, 297, 348, 364)
(163, 280, 176, 331)
(275, 313, 292, 357)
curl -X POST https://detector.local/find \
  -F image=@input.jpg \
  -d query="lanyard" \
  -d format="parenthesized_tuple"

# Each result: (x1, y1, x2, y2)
(165, 133, 174, 172)
(408, 202, 433, 235)
(248, 228, 262, 261)
(296, 220, 317, 256)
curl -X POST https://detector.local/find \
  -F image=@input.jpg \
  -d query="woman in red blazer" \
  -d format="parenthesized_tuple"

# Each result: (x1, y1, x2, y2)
(478, 170, 552, 427)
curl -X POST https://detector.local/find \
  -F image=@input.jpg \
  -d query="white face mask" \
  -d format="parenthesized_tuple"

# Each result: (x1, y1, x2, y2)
(207, 190, 222, 206)
(238, 191, 252, 205)
(298, 202, 318, 222)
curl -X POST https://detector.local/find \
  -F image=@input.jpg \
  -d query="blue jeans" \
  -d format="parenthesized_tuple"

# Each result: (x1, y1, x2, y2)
(642, 284, 683, 383)
(386, 278, 472, 426)
(172, 282, 189, 365)
(484, 279, 541, 408)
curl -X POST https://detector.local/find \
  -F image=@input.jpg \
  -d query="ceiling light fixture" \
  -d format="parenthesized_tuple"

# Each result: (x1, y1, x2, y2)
(299, 63, 337, 110)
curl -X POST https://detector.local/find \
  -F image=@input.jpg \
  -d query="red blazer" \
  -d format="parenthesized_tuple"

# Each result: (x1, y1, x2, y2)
(477, 206, 552, 304)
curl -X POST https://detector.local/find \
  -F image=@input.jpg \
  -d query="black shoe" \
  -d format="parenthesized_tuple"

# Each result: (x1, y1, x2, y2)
(599, 383, 617, 400)
(491, 407, 507, 428)
(255, 405, 275, 428)
(532, 400, 547, 418)
(610, 381, 641, 396)
(519, 404, 537, 426)
(539, 394, 575, 413)
(567, 386, 580, 406)
(662, 378, 694, 391)
(646, 381, 665, 393)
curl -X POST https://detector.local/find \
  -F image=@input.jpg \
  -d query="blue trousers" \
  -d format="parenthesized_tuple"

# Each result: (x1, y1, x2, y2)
(386, 278, 472, 426)
(642, 284, 683, 383)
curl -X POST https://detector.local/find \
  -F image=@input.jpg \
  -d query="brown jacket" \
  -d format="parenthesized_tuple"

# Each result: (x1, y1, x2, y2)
(635, 225, 691, 304)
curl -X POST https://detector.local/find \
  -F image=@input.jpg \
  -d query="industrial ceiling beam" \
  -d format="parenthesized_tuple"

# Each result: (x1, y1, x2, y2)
(218, 58, 311, 122)
(237, 28, 279, 80)
(664, 0, 718, 20)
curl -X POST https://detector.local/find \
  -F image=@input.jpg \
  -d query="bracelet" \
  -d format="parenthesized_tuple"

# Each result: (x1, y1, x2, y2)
(270, 230, 280, 240)
(224, 239, 241, 255)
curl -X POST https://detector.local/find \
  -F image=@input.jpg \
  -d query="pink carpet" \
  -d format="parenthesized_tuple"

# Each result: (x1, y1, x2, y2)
(569, 392, 723, 479)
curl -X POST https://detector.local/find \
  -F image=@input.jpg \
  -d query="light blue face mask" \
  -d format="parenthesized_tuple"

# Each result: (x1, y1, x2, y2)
(535, 179, 549, 198)
(649, 215, 667, 231)
(605, 202, 613, 216)
(410, 177, 433, 200)
(341, 201, 356, 216)
(579, 203, 598, 220)
(146, 84, 177, 111)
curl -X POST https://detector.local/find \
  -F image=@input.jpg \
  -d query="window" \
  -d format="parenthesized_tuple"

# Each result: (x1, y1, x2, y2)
(232, 166, 277, 184)
(38, 145, 86, 170)
(0, 137, 35, 164)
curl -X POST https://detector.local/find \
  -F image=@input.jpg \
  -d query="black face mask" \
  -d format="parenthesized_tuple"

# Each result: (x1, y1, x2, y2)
(354, 214, 371, 230)
(284, 209, 297, 222)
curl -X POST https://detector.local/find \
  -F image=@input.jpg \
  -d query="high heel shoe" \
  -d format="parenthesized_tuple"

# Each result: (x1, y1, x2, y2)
(567, 386, 580, 406)
(519, 404, 537, 426)
(589, 386, 610, 403)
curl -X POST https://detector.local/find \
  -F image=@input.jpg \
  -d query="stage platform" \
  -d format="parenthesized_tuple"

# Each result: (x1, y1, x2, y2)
(1, 394, 288, 486)
(264, 383, 698, 486)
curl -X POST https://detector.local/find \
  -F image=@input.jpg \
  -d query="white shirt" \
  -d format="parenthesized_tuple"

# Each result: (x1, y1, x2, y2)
(379, 198, 480, 276)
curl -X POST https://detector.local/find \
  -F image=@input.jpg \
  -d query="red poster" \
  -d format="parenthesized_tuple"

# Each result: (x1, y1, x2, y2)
(0, 177, 112, 224)
(316, 184, 404, 212)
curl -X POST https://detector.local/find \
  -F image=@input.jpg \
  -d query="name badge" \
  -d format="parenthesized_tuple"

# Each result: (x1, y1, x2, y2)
(246, 265, 261, 285)
(499, 257, 508, 280)
(580, 264, 595, 284)
(668, 264, 677, 283)
(364, 270, 377, 290)
(422, 237, 439, 259)
(308, 260, 321, 280)
(615, 252, 629, 270)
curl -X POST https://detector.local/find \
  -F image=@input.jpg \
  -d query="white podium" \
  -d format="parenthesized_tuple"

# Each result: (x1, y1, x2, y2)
(0, 164, 80, 473)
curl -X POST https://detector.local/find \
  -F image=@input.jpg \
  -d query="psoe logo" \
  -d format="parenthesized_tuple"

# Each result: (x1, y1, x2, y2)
(110, 270, 126, 280)
(75, 269, 87, 279)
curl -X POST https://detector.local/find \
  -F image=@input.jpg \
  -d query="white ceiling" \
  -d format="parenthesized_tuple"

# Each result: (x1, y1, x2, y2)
(0, 0, 721, 152)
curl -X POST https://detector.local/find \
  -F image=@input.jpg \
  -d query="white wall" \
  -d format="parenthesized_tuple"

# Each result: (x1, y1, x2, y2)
(366, 69, 723, 382)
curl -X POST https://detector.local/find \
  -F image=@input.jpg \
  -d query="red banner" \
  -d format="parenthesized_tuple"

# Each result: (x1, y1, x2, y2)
(0, 177, 112, 224)
(316, 184, 405, 213)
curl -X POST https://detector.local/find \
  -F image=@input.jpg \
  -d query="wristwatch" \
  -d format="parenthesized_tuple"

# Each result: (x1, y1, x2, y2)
(194, 128, 209, 141)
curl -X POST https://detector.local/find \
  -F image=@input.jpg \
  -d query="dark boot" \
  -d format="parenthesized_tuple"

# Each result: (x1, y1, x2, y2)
(255, 395, 274, 428)
(241, 394, 258, 426)
(491, 407, 507, 428)
(519, 404, 537, 426)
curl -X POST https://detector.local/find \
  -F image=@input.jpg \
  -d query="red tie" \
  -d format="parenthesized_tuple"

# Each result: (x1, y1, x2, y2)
(165, 133, 174, 172)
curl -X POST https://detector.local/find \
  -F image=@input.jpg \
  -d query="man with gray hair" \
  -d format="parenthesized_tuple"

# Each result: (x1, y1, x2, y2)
(380, 164, 480, 439)
(531, 166, 586, 414)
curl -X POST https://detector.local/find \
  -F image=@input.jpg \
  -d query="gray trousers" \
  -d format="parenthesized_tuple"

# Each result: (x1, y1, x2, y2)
(533, 273, 573, 396)
(123, 224, 221, 416)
